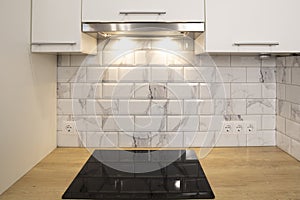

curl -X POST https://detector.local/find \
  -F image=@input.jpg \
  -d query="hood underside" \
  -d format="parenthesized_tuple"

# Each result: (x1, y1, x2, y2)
(82, 22, 205, 39)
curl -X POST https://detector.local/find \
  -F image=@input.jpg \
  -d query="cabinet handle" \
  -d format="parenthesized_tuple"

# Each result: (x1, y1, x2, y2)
(119, 11, 166, 15)
(32, 42, 76, 45)
(234, 42, 279, 46)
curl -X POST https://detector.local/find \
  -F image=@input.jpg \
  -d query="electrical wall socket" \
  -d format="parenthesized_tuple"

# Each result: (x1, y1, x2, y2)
(63, 121, 77, 134)
(222, 121, 256, 134)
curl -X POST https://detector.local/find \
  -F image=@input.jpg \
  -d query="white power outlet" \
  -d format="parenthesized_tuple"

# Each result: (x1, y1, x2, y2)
(222, 121, 256, 134)
(222, 122, 233, 134)
(245, 121, 256, 134)
(63, 121, 76, 134)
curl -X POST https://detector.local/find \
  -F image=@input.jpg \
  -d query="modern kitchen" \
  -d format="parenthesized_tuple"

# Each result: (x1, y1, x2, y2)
(0, 0, 300, 199)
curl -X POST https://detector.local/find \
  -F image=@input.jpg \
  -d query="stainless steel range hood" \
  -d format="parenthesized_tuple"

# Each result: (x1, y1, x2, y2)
(82, 22, 205, 39)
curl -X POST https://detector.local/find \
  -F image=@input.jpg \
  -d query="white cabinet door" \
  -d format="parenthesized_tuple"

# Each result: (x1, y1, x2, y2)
(82, 0, 204, 22)
(32, 0, 96, 54)
(205, 0, 300, 53)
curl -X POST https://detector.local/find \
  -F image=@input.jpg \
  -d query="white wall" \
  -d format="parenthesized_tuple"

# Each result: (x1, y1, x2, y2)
(0, 0, 57, 194)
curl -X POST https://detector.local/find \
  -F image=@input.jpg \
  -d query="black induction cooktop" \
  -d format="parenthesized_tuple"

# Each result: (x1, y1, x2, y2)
(62, 150, 214, 199)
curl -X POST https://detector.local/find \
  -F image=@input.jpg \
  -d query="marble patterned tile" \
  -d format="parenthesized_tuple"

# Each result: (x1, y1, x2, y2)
(119, 67, 150, 82)
(168, 67, 184, 82)
(135, 83, 167, 99)
(167, 83, 199, 99)
(184, 100, 214, 115)
(57, 131, 86, 147)
(276, 66, 291, 84)
(262, 83, 276, 98)
(231, 56, 261, 67)
(216, 67, 246, 82)
(199, 55, 231, 67)
(58, 67, 86, 83)
(291, 139, 300, 161)
(57, 83, 70, 98)
(102, 116, 134, 132)
(135, 50, 166, 65)
(214, 99, 247, 115)
(119, 132, 152, 148)
(261, 115, 276, 130)
(199, 115, 224, 132)
(291, 103, 300, 123)
(119, 100, 151, 115)
(102, 51, 135, 66)
(247, 130, 276, 146)
(57, 99, 86, 115)
(276, 131, 291, 154)
(277, 100, 291, 119)
(102, 83, 134, 99)
(276, 115, 286, 133)
(86, 67, 106, 83)
(276, 84, 285, 100)
(286, 85, 300, 104)
(285, 119, 300, 142)
(86, 100, 118, 115)
(231, 83, 262, 98)
(215, 133, 247, 147)
(247, 99, 276, 115)
(167, 116, 199, 132)
(185, 67, 216, 82)
(150, 100, 169, 115)
(58, 55, 70, 67)
(151, 132, 184, 147)
(291, 68, 300, 86)
(184, 132, 216, 147)
(200, 83, 230, 99)
(86, 132, 118, 148)
(71, 83, 102, 99)
(286, 56, 300, 67)
(135, 116, 166, 132)
(262, 57, 276, 67)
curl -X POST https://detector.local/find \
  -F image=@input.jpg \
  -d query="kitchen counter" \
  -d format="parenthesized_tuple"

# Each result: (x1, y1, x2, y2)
(0, 147, 299, 200)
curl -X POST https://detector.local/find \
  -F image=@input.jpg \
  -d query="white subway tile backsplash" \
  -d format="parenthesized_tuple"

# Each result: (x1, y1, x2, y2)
(286, 119, 300, 142)
(58, 55, 70, 67)
(291, 103, 300, 123)
(119, 67, 149, 82)
(276, 131, 291, 154)
(231, 56, 261, 67)
(200, 83, 230, 99)
(71, 83, 102, 99)
(184, 132, 216, 147)
(86, 67, 105, 82)
(103, 83, 134, 99)
(247, 99, 276, 115)
(262, 115, 276, 130)
(119, 100, 151, 115)
(262, 83, 276, 98)
(167, 116, 199, 132)
(58, 67, 86, 83)
(167, 83, 199, 99)
(216, 67, 246, 82)
(231, 83, 261, 99)
(291, 68, 300, 86)
(57, 83, 70, 98)
(57, 99, 86, 115)
(247, 130, 276, 146)
(276, 115, 285, 133)
(57, 49, 280, 148)
(291, 139, 300, 161)
(102, 116, 134, 132)
(286, 85, 300, 104)
(135, 116, 166, 132)
(277, 100, 291, 119)
(86, 132, 118, 148)
(151, 132, 183, 147)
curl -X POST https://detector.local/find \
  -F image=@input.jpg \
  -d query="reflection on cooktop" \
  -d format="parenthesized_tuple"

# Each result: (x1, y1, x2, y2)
(62, 150, 215, 199)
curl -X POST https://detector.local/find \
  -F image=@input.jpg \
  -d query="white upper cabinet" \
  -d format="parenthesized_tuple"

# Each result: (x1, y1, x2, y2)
(82, 0, 205, 22)
(205, 0, 300, 53)
(32, 0, 97, 54)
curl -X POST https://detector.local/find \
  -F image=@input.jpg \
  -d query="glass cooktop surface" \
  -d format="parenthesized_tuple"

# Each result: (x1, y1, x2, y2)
(62, 150, 214, 199)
